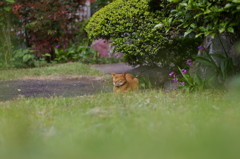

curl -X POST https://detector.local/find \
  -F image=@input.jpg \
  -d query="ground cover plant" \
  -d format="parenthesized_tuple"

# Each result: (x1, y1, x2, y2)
(54, 42, 123, 64)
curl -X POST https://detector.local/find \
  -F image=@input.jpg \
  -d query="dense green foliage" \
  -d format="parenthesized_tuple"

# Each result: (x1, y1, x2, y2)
(87, 0, 240, 68)
(91, 0, 116, 13)
(150, 0, 240, 88)
(0, 0, 90, 68)
(86, 0, 202, 67)
(54, 42, 122, 64)
(86, 0, 163, 66)
(157, 37, 202, 68)
(10, 48, 50, 68)
(153, 0, 240, 38)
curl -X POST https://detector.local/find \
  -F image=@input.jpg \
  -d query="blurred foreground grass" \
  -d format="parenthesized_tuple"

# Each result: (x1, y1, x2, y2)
(0, 89, 240, 159)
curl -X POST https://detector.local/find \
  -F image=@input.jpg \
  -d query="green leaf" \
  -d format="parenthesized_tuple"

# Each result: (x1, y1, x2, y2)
(219, 28, 225, 34)
(211, 33, 216, 39)
(23, 54, 33, 62)
(227, 27, 234, 33)
(232, 0, 240, 3)
(195, 56, 216, 68)
(190, 23, 196, 28)
(165, 27, 171, 33)
(194, 13, 204, 19)
(204, 9, 211, 14)
(220, 59, 228, 79)
(168, 0, 180, 2)
(43, 53, 51, 57)
(224, 3, 232, 8)
(6, 0, 15, 3)
(178, 67, 192, 85)
(154, 23, 164, 28)
(180, 3, 187, 6)
(207, 73, 217, 83)
(184, 29, 192, 37)
(168, 18, 173, 24)
(183, 24, 189, 28)
(195, 33, 204, 38)
(4, 7, 11, 12)
(210, 53, 226, 59)
(204, 31, 212, 37)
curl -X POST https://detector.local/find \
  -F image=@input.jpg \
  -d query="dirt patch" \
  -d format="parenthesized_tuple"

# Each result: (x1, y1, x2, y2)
(0, 76, 112, 101)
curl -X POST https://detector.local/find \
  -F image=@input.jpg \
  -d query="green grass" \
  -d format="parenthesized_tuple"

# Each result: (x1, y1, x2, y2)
(1, 62, 240, 159)
(0, 90, 240, 159)
(0, 62, 103, 81)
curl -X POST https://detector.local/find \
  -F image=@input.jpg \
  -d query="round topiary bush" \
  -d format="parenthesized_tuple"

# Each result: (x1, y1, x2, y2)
(86, 0, 201, 67)
(86, 0, 165, 65)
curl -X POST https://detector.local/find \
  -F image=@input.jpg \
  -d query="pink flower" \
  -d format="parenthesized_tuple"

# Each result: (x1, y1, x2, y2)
(181, 69, 187, 74)
(186, 59, 192, 65)
(169, 72, 174, 76)
(198, 46, 204, 50)
(56, 45, 60, 48)
(181, 82, 185, 86)
(173, 77, 178, 83)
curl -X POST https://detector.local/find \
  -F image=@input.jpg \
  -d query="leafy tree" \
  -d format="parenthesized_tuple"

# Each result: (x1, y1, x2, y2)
(152, 0, 240, 38)
(11, 0, 87, 60)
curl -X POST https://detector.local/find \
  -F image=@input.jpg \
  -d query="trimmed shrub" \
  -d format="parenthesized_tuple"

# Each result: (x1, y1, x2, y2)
(86, 0, 166, 66)
(86, 0, 201, 67)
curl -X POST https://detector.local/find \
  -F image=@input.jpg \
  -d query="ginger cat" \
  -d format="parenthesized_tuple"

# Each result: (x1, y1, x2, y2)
(111, 72, 139, 93)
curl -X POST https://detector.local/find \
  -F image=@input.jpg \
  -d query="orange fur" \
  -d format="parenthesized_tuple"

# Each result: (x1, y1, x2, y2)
(111, 72, 139, 93)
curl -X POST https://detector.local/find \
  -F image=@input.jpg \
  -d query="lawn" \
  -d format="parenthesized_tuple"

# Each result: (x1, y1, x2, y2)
(0, 63, 240, 159)
(0, 62, 103, 81)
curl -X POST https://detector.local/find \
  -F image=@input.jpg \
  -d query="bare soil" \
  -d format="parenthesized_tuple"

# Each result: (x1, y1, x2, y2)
(0, 76, 112, 101)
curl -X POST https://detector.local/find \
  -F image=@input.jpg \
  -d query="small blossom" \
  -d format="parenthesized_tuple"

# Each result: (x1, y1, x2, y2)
(181, 69, 187, 74)
(181, 82, 185, 86)
(64, 49, 67, 51)
(198, 46, 204, 50)
(173, 77, 178, 83)
(186, 59, 192, 65)
(56, 45, 60, 48)
(169, 72, 174, 76)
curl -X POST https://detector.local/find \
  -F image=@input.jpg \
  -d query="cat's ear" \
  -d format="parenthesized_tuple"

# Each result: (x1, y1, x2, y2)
(122, 72, 126, 77)
(111, 72, 116, 76)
